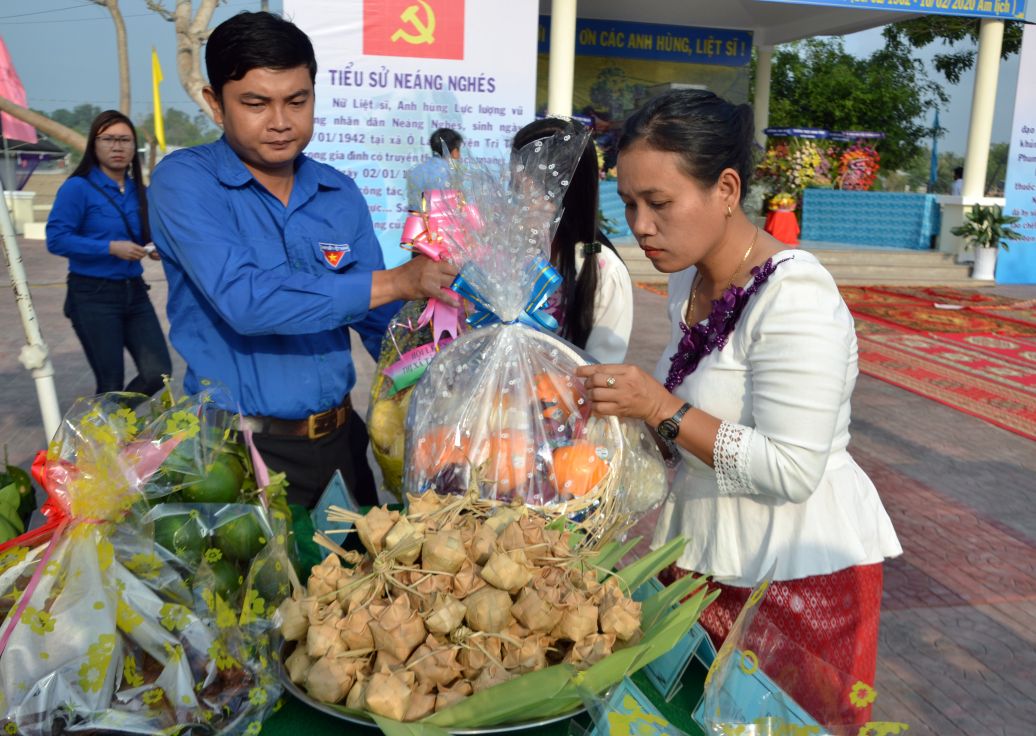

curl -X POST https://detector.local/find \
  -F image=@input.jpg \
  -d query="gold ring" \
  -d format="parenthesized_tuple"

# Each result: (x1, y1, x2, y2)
(606, 376, 616, 387)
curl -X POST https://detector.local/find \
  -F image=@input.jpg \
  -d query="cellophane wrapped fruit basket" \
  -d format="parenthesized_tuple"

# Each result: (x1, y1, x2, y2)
(0, 389, 295, 736)
(402, 125, 667, 546)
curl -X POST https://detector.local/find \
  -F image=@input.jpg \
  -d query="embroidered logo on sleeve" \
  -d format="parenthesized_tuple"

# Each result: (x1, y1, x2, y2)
(319, 242, 351, 269)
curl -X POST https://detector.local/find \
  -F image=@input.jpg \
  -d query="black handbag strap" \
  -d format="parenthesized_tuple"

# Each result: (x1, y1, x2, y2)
(82, 177, 142, 244)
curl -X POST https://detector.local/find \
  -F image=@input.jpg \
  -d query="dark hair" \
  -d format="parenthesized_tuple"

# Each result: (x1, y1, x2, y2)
(954, 166, 964, 179)
(512, 117, 621, 351)
(618, 90, 755, 203)
(430, 128, 463, 157)
(205, 11, 317, 99)
(71, 109, 150, 243)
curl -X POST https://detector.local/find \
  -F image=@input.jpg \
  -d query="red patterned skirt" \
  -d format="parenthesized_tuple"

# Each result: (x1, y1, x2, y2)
(660, 563, 884, 728)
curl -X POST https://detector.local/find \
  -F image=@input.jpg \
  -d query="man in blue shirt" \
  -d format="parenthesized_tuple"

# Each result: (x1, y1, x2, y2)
(149, 12, 458, 507)
(406, 128, 463, 210)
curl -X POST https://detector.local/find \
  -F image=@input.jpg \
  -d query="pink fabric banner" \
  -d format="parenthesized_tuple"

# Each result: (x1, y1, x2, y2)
(0, 37, 38, 144)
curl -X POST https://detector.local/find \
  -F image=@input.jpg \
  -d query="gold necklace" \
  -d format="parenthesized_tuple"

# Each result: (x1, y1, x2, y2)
(687, 226, 759, 323)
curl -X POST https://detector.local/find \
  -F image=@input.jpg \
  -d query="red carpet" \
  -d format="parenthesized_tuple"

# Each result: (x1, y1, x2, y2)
(840, 287, 1036, 441)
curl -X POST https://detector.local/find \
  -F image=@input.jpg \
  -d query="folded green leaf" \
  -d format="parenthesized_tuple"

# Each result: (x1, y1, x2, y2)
(615, 537, 686, 594)
(372, 714, 451, 736)
(641, 571, 708, 630)
(424, 662, 576, 728)
(589, 536, 639, 581)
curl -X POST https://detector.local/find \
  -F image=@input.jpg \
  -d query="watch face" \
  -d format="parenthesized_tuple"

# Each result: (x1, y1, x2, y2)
(657, 418, 679, 440)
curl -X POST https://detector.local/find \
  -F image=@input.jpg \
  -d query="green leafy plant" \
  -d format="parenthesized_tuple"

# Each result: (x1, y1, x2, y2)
(951, 204, 1023, 251)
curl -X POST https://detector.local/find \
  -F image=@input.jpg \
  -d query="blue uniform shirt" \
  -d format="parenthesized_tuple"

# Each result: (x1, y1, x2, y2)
(46, 168, 145, 279)
(149, 137, 401, 419)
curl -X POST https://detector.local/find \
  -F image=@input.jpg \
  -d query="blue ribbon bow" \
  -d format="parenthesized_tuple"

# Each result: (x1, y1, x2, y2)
(451, 256, 561, 332)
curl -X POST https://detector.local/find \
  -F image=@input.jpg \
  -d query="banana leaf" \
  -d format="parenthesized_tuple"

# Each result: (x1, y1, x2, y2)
(640, 570, 708, 630)
(615, 536, 687, 593)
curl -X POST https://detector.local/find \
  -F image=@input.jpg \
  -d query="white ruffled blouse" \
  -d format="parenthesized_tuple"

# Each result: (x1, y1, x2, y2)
(651, 250, 902, 587)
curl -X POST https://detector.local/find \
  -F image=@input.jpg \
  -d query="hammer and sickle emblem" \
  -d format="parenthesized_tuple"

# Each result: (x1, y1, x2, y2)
(391, 0, 436, 45)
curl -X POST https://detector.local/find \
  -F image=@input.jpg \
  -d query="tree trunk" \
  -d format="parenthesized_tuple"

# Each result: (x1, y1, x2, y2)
(0, 97, 87, 152)
(148, 0, 222, 123)
(91, 0, 132, 116)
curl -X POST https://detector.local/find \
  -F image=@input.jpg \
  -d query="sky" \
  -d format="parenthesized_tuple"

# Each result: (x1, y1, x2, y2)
(0, 0, 1023, 155)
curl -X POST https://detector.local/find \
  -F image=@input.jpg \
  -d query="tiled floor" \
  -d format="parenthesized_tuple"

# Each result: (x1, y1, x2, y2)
(3, 237, 1035, 734)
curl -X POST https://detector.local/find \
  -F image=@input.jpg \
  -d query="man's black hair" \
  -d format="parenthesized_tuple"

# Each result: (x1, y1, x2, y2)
(206, 11, 317, 99)
(954, 166, 964, 179)
(429, 128, 463, 157)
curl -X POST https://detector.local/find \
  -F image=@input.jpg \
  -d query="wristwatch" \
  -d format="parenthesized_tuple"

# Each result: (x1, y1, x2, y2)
(656, 402, 692, 441)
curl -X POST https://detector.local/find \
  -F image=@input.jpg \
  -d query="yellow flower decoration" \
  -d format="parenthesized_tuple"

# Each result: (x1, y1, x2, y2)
(122, 656, 145, 688)
(738, 650, 759, 676)
(43, 560, 62, 576)
(78, 662, 106, 693)
(746, 581, 770, 609)
(0, 546, 27, 574)
(21, 607, 56, 636)
(203, 548, 223, 564)
(96, 538, 115, 571)
(850, 681, 878, 709)
(142, 687, 165, 706)
(111, 406, 139, 438)
(273, 697, 285, 713)
(163, 642, 185, 664)
(126, 553, 162, 579)
(164, 410, 200, 440)
(248, 687, 268, 707)
(214, 594, 237, 629)
(717, 725, 746, 735)
(116, 596, 144, 633)
(5, 722, 18, 735)
(244, 722, 262, 736)
(159, 603, 191, 632)
(239, 589, 266, 626)
(208, 639, 241, 671)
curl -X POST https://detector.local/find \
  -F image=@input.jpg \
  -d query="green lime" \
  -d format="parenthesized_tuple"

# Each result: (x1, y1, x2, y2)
(214, 511, 267, 561)
(153, 513, 205, 565)
(181, 455, 244, 504)
(208, 557, 243, 600)
(0, 516, 20, 544)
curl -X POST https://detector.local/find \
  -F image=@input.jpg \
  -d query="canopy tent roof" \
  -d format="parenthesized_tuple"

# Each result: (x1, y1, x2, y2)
(1, 136, 65, 156)
(539, 0, 919, 46)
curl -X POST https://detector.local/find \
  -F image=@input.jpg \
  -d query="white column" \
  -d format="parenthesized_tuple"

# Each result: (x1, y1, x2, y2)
(754, 45, 774, 148)
(962, 19, 1005, 199)
(547, 0, 577, 117)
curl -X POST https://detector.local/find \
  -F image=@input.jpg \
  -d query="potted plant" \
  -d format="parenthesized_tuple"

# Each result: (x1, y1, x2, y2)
(951, 204, 1023, 281)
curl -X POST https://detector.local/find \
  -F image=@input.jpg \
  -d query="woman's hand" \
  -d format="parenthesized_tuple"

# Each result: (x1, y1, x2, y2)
(575, 364, 681, 425)
(145, 243, 161, 261)
(109, 240, 148, 261)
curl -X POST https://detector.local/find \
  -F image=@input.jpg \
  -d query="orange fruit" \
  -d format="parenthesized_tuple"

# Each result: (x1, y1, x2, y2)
(533, 372, 589, 422)
(411, 427, 475, 476)
(485, 432, 537, 496)
(552, 442, 609, 498)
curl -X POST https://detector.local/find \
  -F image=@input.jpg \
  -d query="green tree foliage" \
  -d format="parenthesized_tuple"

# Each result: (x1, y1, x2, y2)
(769, 37, 945, 172)
(882, 18, 1024, 84)
(46, 104, 105, 137)
(137, 108, 220, 148)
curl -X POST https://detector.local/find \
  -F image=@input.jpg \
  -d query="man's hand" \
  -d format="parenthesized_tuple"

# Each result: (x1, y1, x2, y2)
(370, 255, 460, 308)
(109, 240, 148, 261)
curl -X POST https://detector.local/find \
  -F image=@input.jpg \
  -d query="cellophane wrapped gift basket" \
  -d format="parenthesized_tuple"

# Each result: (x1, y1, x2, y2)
(402, 125, 667, 547)
(277, 127, 717, 735)
(0, 389, 294, 735)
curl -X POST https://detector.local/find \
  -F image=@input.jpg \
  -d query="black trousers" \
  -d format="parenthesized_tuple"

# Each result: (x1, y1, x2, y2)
(251, 409, 378, 509)
(64, 273, 172, 396)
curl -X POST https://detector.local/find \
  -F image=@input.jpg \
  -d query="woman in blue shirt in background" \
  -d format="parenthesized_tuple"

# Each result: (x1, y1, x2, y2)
(46, 110, 172, 397)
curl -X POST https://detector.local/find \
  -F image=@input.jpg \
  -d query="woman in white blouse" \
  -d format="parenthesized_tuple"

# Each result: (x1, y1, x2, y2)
(513, 118, 633, 364)
(576, 90, 901, 725)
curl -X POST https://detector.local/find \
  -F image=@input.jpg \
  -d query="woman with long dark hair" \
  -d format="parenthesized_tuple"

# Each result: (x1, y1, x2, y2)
(46, 109, 172, 396)
(513, 118, 633, 363)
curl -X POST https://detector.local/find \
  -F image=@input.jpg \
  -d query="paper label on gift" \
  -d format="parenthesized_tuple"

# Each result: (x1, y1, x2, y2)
(691, 649, 821, 731)
(589, 676, 676, 736)
(311, 470, 357, 533)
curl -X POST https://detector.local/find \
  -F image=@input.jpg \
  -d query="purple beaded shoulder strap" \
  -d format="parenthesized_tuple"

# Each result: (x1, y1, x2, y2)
(664, 256, 791, 392)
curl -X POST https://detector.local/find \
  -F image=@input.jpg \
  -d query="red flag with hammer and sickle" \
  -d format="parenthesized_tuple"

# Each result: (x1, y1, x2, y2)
(363, 0, 465, 60)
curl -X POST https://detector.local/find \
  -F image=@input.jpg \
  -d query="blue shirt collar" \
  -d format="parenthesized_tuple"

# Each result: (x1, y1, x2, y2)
(88, 166, 134, 193)
(212, 135, 343, 193)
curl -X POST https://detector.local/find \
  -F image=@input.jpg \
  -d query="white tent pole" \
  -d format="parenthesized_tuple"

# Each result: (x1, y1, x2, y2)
(0, 197, 61, 441)
(962, 18, 1004, 200)
(754, 44, 774, 148)
(547, 0, 577, 117)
